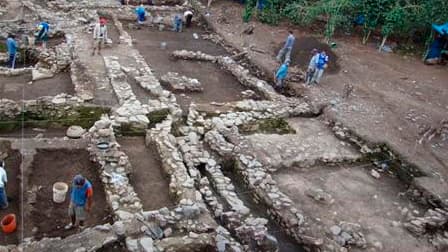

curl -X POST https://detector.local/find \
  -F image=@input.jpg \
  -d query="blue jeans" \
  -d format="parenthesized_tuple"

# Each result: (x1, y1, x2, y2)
(173, 20, 182, 32)
(137, 13, 145, 23)
(0, 187, 8, 209)
(8, 53, 16, 69)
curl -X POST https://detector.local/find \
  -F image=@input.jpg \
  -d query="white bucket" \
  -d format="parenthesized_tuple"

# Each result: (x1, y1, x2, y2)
(53, 182, 68, 203)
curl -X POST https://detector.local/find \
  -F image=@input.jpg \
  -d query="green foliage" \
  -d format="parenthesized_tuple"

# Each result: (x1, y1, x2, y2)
(258, 6, 282, 25)
(242, 1, 255, 23)
(250, 0, 448, 47)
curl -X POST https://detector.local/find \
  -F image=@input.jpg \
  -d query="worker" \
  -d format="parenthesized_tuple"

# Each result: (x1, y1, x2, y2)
(311, 50, 329, 85)
(6, 34, 18, 69)
(305, 48, 319, 85)
(173, 14, 182, 32)
(135, 3, 146, 25)
(276, 31, 295, 63)
(184, 10, 193, 28)
(35, 21, 50, 49)
(92, 17, 108, 56)
(274, 60, 289, 93)
(425, 34, 447, 65)
(0, 160, 8, 209)
(65, 174, 93, 230)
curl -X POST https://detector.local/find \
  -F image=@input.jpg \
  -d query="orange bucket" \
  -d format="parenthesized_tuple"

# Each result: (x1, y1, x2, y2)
(1, 214, 17, 234)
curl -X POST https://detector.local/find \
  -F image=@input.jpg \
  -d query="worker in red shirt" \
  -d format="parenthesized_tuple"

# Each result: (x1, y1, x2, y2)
(65, 174, 93, 230)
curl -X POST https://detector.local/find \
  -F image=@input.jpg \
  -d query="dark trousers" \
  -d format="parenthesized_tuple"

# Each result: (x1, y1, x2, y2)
(8, 53, 16, 69)
(185, 14, 193, 28)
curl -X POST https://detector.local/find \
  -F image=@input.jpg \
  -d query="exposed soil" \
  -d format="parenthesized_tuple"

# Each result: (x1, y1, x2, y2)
(0, 72, 74, 100)
(0, 127, 67, 138)
(221, 166, 305, 252)
(274, 164, 432, 251)
(25, 149, 112, 240)
(275, 37, 340, 74)
(125, 26, 246, 112)
(117, 137, 173, 210)
(246, 118, 360, 169)
(0, 141, 21, 245)
(205, 0, 448, 201)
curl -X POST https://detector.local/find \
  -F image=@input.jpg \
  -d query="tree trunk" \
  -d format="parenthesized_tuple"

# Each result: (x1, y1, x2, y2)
(379, 35, 388, 52)
(362, 30, 371, 45)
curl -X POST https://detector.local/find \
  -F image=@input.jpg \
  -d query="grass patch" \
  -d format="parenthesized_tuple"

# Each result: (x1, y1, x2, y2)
(239, 118, 296, 135)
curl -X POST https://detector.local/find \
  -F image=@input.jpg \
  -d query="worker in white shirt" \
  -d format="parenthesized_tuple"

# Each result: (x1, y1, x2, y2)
(92, 17, 108, 56)
(0, 160, 8, 209)
(184, 10, 193, 28)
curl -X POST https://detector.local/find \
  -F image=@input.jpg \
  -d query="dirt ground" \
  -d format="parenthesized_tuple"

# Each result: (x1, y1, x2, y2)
(118, 137, 173, 210)
(246, 118, 360, 169)
(124, 25, 246, 111)
(0, 72, 74, 100)
(274, 165, 433, 251)
(0, 141, 21, 245)
(24, 149, 112, 240)
(277, 36, 340, 74)
(222, 166, 305, 252)
(205, 0, 448, 198)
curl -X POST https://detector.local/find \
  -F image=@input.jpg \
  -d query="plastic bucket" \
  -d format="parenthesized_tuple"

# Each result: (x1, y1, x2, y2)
(1, 214, 16, 234)
(53, 182, 68, 203)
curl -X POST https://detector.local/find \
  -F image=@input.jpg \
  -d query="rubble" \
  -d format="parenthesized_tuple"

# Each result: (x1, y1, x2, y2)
(161, 72, 203, 92)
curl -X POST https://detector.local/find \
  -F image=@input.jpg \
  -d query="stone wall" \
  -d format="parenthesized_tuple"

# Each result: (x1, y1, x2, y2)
(0, 96, 108, 131)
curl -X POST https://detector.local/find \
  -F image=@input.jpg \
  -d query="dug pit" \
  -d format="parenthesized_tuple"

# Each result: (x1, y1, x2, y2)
(118, 136, 173, 210)
(275, 36, 340, 74)
(124, 25, 247, 112)
(24, 149, 112, 240)
(274, 164, 432, 251)
(0, 72, 74, 101)
(0, 141, 21, 245)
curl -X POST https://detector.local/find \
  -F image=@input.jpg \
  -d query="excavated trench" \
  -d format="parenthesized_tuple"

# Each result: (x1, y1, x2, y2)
(0, 141, 21, 245)
(24, 149, 113, 240)
(219, 162, 305, 252)
(117, 136, 173, 210)
(123, 24, 248, 113)
(0, 72, 75, 101)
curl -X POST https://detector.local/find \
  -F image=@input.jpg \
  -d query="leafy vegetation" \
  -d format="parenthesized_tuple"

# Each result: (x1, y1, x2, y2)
(244, 0, 448, 49)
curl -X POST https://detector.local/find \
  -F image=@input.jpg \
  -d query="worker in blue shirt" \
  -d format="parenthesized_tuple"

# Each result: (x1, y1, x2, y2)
(135, 4, 146, 24)
(274, 60, 289, 92)
(6, 34, 18, 69)
(173, 14, 182, 32)
(35, 21, 50, 49)
(276, 31, 295, 63)
(311, 50, 329, 85)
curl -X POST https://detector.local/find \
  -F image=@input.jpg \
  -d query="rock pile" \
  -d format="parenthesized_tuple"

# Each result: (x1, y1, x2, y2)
(161, 72, 203, 92)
